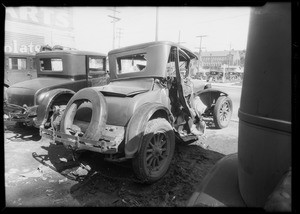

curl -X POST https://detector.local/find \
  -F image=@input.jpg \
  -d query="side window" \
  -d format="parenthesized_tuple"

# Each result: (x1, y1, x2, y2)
(179, 51, 189, 79)
(40, 58, 63, 72)
(116, 53, 147, 74)
(88, 56, 105, 72)
(8, 57, 27, 70)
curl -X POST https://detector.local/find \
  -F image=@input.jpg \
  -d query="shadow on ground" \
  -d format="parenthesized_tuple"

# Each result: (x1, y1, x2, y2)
(32, 138, 225, 207)
(5, 121, 42, 142)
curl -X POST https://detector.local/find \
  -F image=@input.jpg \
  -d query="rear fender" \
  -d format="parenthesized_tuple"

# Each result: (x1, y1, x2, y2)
(34, 88, 75, 127)
(196, 88, 228, 108)
(124, 103, 173, 158)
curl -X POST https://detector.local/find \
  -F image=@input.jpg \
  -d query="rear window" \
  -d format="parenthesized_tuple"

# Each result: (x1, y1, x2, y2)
(116, 53, 147, 74)
(8, 57, 27, 70)
(40, 58, 63, 72)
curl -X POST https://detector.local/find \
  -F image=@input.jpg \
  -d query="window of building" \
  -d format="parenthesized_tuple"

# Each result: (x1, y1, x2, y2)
(8, 57, 27, 70)
(116, 53, 147, 74)
(40, 58, 63, 72)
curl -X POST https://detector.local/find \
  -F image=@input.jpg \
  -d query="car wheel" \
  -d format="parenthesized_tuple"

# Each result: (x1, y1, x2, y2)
(60, 88, 107, 140)
(213, 96, 233, 129)
(132, 118, 175, 184)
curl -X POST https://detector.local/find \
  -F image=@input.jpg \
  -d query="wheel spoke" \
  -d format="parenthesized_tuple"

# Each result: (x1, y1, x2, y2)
(149, 156, 155, 167)
(146, 148, 153, 153)
(149, 140, 155, 148)
(146, 153, 154, 162)
(154, 134, 159, 143)
(160, 139, 167, 147)
(158, 133, 164, 143)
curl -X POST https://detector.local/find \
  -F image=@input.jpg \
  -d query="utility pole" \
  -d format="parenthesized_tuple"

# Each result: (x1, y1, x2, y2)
(116, 28, 124, 48)
(155, 7, 159, 41)
(108, 7, 121, 49)
(196, 35, 207, 75)
(224, 42, 232, 83)
(178, 30, 186, 45)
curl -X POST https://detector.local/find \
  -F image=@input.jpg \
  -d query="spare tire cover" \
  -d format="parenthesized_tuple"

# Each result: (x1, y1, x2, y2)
(60, 88, 107, 140)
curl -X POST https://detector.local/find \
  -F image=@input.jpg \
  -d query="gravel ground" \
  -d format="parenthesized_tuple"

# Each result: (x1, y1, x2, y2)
(4, 119, 238, 207)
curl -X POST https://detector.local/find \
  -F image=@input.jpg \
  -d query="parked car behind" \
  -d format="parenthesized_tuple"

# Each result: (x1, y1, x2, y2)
(4, 52, 37, 88)
(41, 41, 233, 183)
(4, 48, 108, 128)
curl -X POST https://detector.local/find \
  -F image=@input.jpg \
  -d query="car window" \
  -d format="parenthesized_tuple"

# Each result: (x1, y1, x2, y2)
(8, 57, 27, 70)
(88, 57, 105, 72)
(40, 58, 63, 72)
(166, 49, 176, 77)
(116, 53, 147, 74)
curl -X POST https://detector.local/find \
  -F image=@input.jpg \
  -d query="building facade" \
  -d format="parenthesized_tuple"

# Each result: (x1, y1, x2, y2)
(5, 7, 75, 54)
(4, 7, 76, 86)
(200, 50, 241, 69)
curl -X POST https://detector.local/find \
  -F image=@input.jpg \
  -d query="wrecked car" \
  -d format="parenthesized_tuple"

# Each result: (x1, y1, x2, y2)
(4, 47, 108, 128)
(40, 41, 233, 183)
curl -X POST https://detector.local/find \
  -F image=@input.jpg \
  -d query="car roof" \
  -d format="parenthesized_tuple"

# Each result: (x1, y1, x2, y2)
(37, 50, 106, 56)
(108, 41, 198, 59)
(5, 52, 36, 57)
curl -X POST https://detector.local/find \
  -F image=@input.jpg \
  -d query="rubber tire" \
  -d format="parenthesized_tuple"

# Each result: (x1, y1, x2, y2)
(213, 96, 233, 129)
(60, 88, 107, 140)
(132, 118, 175, 184)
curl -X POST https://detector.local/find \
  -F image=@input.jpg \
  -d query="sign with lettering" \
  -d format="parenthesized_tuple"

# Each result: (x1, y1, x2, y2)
(5, 32, 44, 54)
(5, 7, 73, 30)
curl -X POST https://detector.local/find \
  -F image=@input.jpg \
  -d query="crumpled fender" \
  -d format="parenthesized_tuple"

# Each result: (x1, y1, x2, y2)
(34, 88, 75, 127)
(124, 102, 173, 158)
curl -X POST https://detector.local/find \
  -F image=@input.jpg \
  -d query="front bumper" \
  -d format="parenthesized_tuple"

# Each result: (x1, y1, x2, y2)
(4, 102, 38, 125)
(40, 126, 124, 154)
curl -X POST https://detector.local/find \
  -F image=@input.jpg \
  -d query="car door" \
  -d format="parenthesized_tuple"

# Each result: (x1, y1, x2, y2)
(87, 55, 108, 87)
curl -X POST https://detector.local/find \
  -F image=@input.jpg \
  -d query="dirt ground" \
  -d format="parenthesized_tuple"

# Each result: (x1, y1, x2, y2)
(4, 119, 239, 207)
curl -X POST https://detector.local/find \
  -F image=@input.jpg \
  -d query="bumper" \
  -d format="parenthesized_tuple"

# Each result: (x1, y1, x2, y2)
(4, 102, 38, 125)
(40, 126, 123, 154)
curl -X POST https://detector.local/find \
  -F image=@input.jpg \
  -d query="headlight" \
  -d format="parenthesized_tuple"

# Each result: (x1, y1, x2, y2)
(36, 92, 48, 105)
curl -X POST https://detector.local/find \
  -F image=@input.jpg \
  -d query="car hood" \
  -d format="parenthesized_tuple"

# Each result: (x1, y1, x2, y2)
(6, 77, 73, 106)
(8, 77, 73, 91)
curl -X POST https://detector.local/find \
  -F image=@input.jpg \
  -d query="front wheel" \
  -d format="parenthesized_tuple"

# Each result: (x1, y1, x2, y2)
(213, 96, 233, 129)
(132, 118, 175, 184)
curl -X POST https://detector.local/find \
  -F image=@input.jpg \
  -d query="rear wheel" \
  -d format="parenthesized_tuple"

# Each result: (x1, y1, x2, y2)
(213, 96, 233, 129)
(132, 118, 175, 183)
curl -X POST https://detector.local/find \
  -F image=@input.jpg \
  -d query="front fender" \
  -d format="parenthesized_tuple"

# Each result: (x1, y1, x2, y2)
(124, 102, 173, 158)
(196, 88, 228, 108)
(34, 88, 75, 127)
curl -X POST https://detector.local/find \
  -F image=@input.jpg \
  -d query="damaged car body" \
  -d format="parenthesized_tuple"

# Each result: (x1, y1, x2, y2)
(4, 48, 108, 128)
(40, 41, 233, 183)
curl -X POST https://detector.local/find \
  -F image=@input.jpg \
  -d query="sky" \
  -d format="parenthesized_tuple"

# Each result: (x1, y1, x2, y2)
(73, 7, 251, 54)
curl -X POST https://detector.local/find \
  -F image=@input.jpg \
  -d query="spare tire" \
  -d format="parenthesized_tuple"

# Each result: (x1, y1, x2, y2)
(60, 88, 107, 140)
